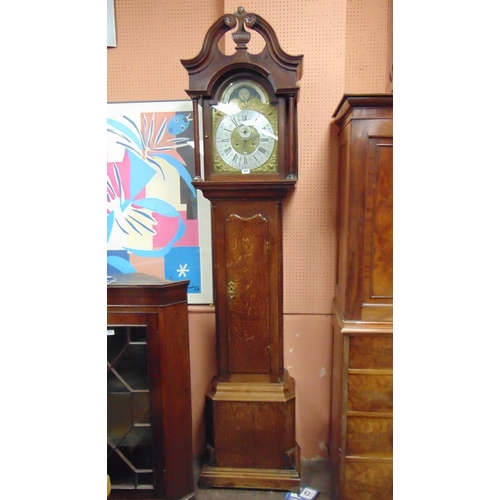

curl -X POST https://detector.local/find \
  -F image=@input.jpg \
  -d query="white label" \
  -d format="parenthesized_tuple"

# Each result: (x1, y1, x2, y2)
(241, 168, 250, 174)
(300, 487, 318, 499)
(107, 329, 115, 336)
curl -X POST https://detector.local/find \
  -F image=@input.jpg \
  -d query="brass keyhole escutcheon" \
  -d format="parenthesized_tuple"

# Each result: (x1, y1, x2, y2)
(228, 280, 236, 299)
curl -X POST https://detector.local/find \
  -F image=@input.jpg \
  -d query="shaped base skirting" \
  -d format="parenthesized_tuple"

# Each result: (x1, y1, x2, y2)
(199, 370, 300, 491)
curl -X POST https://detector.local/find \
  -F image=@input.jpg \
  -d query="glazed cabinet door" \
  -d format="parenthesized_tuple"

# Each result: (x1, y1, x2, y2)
(107, 312, 166, 499)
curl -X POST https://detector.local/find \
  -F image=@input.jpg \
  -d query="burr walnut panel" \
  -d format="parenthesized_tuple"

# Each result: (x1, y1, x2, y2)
(347, 373, 393, 412)
(346, 415, 393, 456)
(348, 335, 393, 369)
(344, 460, 393, 500)
(365, 138, 393, 301)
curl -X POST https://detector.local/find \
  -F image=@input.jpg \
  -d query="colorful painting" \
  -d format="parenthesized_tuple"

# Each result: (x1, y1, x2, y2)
(107, 100, 213, 304)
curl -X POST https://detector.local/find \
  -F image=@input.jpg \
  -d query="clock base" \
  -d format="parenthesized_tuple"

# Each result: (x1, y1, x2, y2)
(198, 459, 301, 491)
(198, 370, 301, 491)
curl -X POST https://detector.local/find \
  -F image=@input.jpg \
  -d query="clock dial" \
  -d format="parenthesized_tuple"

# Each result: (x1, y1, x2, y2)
(214, 108, 277, 172)
(212, 81, 278, 174)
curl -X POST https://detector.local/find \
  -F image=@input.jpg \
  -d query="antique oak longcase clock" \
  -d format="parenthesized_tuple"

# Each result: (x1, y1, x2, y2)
(181, 7, 303, 491)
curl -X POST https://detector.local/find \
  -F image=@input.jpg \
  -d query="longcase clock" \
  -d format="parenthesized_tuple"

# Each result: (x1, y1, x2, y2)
(181, 6, 303, 491)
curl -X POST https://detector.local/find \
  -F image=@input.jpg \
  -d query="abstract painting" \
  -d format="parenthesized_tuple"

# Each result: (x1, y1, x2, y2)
(107, 100, 213, 304)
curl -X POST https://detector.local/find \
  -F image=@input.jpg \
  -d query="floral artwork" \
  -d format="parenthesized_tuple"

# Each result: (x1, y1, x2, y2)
(107, 100, 212, 304)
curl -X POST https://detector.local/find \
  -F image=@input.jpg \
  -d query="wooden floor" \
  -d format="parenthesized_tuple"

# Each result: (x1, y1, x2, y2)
(193, 459, 334, 499)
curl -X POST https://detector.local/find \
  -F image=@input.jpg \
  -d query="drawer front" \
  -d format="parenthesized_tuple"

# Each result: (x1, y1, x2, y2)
(349, 335, 392, 369)
(344, 459, 392, 500)
(347, 373, 393, 412)
(346, 416, 392, 456)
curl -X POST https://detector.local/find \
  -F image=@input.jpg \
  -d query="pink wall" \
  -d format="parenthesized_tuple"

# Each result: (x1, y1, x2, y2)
(108, 0, 390, 460)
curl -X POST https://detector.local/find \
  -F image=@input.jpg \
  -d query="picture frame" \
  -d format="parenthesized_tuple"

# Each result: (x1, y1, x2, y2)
(107, 100, 213, 304)
(107, 0, 116, 47)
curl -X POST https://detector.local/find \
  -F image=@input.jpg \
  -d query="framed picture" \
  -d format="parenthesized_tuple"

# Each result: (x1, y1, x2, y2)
(107, 0, 116, 47)
(107, 100, 213, 304)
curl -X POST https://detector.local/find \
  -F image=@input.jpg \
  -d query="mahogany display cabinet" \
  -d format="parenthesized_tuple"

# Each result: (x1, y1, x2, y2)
(107, 273, 195, 500)
(329, 94, 393, 500)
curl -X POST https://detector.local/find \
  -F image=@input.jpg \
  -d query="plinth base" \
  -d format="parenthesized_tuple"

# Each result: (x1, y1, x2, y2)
(199, 453, 301, 491)
(199, 370, 300, 491)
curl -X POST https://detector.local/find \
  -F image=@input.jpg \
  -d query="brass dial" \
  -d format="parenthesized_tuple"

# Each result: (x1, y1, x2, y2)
(214, 108, 276, 171)
(212, 80, 278, 174)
